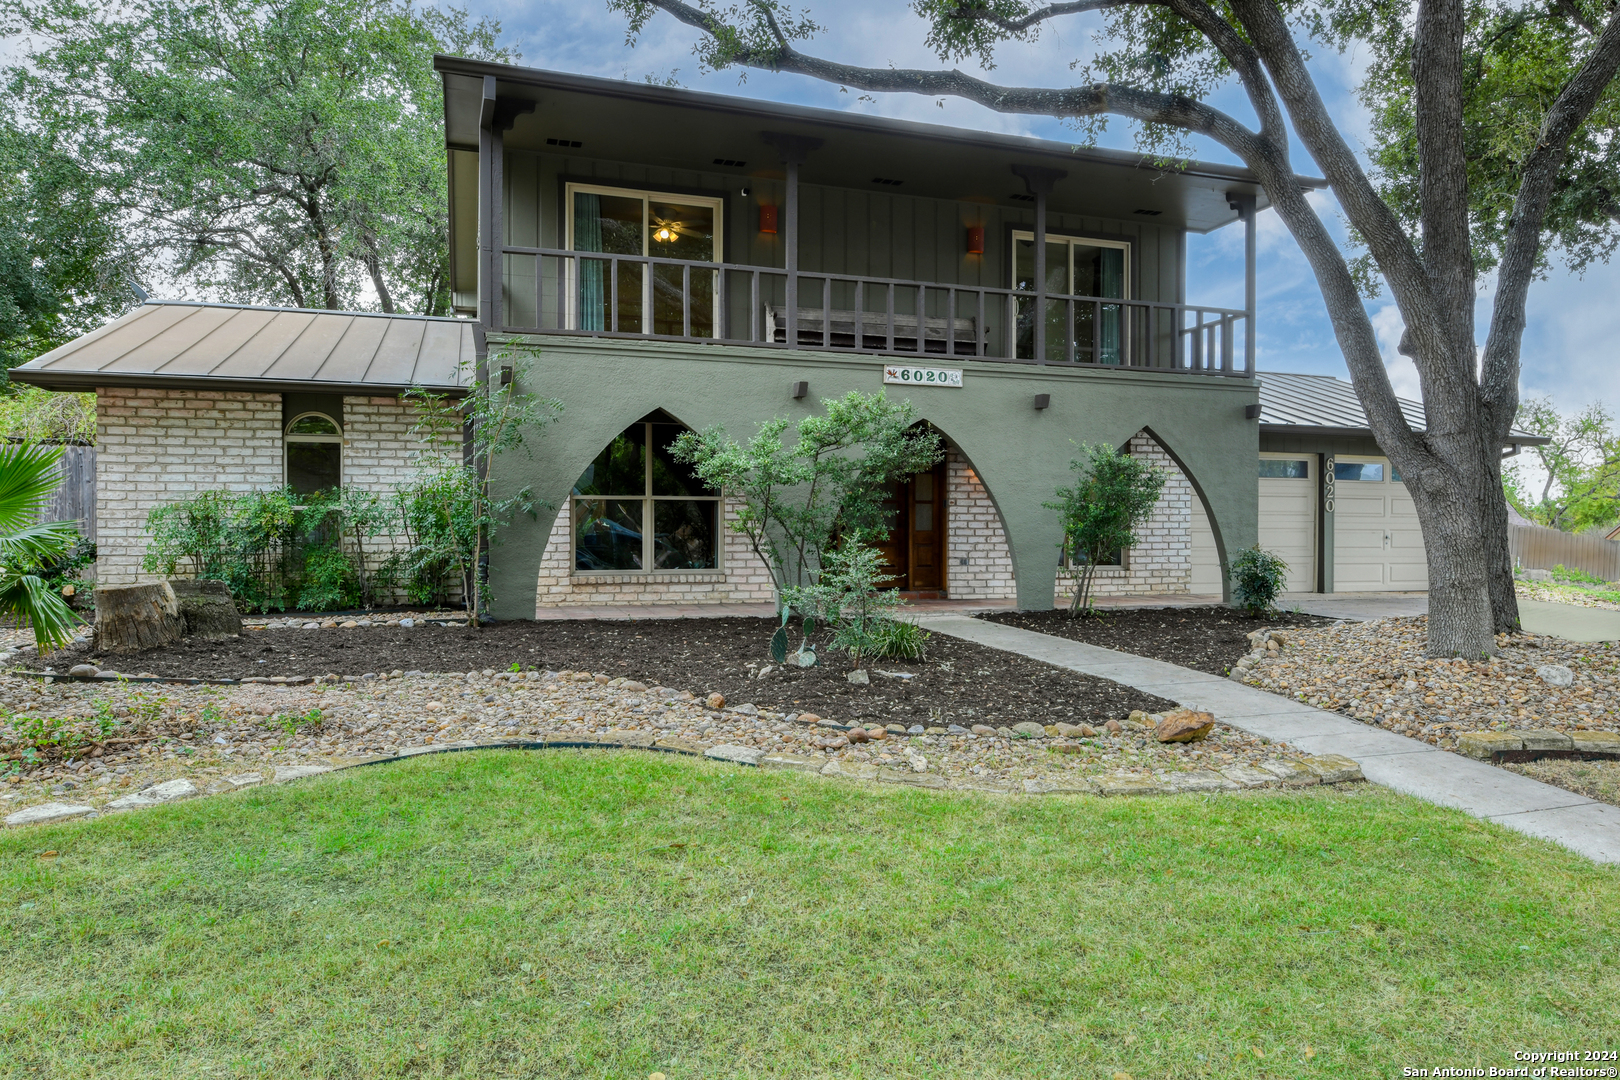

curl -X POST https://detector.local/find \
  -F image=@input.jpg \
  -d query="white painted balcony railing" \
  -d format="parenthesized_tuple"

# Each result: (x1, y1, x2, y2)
(498, 247, 1252, 375)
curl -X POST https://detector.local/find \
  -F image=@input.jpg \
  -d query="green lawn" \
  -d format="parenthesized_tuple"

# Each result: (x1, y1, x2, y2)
(2, 751, 1617, 1079)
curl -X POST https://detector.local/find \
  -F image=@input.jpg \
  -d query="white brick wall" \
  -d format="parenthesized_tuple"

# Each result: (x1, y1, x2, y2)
(1058, 431, 1195, 601)
(535, 497, 776, 611)
(96, 387, 284, 586)
(94, 388, 445, 589)
(945, 449, 1017, 600)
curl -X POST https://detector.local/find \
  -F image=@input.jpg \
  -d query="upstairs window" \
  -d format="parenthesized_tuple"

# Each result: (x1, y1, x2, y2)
(573, 418, 720, 572)
(285, 412, 342, 496)
(1012, 232, 1131, 363)
(566, 184, 723, 338)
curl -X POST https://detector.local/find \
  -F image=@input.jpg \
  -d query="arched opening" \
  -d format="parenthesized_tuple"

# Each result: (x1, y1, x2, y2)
(570, 410, 721, 572)
(872, 423, 950, 596)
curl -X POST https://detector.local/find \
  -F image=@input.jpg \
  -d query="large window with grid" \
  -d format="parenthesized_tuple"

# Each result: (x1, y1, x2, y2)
(572, 418, 721, 572)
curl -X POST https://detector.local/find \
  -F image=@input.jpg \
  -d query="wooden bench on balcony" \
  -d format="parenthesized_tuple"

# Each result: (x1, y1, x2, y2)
(765, 305, 978, 355)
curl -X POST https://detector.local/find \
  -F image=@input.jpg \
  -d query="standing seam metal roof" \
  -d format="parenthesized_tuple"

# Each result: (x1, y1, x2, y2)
(1257, 370, 1545, 444)
(7, 300, 479, 395)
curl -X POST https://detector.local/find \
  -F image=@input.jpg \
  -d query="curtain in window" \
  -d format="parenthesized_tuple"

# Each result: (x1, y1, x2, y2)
(575, 193, 605, 331)
(1098, 247, 1124, 365)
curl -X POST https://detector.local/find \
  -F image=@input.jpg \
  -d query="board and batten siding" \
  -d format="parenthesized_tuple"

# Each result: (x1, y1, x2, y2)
(500, 150, 1184, 335)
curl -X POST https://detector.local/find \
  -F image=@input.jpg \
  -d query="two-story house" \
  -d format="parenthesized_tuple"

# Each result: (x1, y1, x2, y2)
(13, 57, 1356, 618)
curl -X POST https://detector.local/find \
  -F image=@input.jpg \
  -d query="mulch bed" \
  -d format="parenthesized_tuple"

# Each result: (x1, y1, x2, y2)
(31, 617, 1176, 729)
(981, 606, 1337, 675)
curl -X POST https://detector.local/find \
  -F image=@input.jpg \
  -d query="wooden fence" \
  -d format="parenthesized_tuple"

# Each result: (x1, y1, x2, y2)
(41, 443, 96, 545)
(1510, 522, 1620, 582)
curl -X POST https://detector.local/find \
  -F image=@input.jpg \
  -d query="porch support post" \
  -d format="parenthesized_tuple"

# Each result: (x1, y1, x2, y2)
(1012, 165, 1067, 364)
(763, 132, 823, 345)
(786, 157, 800, 334)
(1227, 191, 1258, 375)
(477, 76, 497, 329)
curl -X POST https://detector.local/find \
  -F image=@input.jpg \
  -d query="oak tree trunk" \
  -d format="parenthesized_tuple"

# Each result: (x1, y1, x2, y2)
(92, 582, 184, 655)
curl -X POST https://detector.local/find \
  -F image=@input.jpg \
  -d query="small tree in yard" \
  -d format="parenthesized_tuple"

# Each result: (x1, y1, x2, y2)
(670, 390, 942, 611)
(403, 348, 562, 625)
(1047, 443, 1166, 616)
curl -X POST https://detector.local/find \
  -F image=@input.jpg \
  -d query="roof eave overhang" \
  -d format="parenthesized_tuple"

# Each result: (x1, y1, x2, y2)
(7, 367, 470, 399)
(1260, 422, 1549, 447)
(433, 55, 1330, 229)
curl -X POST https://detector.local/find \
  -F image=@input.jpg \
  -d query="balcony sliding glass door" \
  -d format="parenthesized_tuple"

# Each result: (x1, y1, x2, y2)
(566, 184, 722, 338)
(1012, 232, 1130, 363)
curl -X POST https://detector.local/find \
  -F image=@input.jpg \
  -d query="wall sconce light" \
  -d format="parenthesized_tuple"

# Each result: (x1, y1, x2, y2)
(1033, 393, 1051, 410)
(759, 205, 779, 234)
(1244, 403, 1262, 420)
(792, 380, 809, 399)
(500, 364, 514, 387)
(966, 225, 985, 255)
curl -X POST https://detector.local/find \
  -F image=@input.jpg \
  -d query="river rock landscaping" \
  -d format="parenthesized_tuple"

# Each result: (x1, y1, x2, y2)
(1232, 614, 1620, 803)
(2, 617, 1366, 824)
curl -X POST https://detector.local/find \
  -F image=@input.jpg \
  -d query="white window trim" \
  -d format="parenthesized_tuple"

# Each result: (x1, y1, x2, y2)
(571, 420, 725, 576)
(1009, 231, 1132, 300)
(283, 411, 344, 491)
(564, 182, 726, 334)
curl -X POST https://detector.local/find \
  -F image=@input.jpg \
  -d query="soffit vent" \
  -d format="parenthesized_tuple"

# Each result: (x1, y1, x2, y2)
(546, 137, 583, 148)
(712, 157, 748, 168)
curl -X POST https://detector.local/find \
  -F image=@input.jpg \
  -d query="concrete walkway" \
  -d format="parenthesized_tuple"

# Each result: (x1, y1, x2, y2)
(1518, 598, 1620, 642)
(917, 614, 1620, 863)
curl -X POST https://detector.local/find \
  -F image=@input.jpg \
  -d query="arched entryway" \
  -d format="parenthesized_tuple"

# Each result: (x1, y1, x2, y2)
(873, 449, 950, 597)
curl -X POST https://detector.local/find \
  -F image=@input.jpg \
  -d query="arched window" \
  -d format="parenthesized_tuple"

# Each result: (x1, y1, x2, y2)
(573, 417, 720, 572)
(285, 412, 342, 496)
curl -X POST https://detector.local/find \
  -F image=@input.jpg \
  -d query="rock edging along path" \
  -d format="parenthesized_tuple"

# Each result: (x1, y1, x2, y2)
(918, 615, 1620, 864)
(3, 733, 1369, 828)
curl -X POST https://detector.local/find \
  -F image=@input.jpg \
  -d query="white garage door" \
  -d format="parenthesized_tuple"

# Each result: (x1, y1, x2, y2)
(1258, 454, 1317, 592)
(1187, 456, 1317, 595)
(1332, 457, 1427, 591)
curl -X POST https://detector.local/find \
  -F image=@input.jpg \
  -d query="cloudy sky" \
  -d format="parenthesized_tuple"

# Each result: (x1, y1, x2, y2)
(455, 0, 1619, 413)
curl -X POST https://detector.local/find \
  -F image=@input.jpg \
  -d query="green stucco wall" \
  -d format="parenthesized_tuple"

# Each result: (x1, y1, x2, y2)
(483, 335, 1261, 619)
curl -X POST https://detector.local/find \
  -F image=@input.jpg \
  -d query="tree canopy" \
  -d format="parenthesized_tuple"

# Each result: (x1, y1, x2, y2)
(0, 0, 510, 325)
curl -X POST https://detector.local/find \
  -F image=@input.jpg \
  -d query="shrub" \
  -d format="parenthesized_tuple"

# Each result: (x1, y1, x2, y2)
(1551, 563, 1606, 585)
(785, 536, 908, 668)
(1231, 545, 1289, 615)
(865, 617, 930, 660)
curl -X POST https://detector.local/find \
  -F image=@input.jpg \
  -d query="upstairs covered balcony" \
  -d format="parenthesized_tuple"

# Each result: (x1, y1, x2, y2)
(438, 60, 1325, 377)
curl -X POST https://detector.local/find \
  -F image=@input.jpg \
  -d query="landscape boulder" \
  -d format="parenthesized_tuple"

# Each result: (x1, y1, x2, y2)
(1010, 721, 1047, 739)
(1536, 665, 1575, 688)
(1155, 710, 1216, 743)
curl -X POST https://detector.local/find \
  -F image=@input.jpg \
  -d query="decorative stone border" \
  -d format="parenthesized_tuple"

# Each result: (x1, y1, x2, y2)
(2, 736, 1367, 828)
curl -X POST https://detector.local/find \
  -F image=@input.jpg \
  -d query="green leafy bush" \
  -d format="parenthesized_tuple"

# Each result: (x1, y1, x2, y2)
(865, 617, 930, 660)
(1231, 545, 1289, 615)
(1551, 563, 1606, 585)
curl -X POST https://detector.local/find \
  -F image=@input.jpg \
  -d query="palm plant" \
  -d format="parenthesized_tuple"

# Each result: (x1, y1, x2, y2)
(0, 442, 82, 651)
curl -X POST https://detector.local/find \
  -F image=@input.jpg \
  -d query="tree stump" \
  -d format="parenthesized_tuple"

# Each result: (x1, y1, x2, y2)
(168, 579, 242, 639)
(92, 583, 184, 655)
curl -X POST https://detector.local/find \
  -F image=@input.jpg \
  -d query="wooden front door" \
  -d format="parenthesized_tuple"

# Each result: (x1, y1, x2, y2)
(873, 459, 948, 595)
